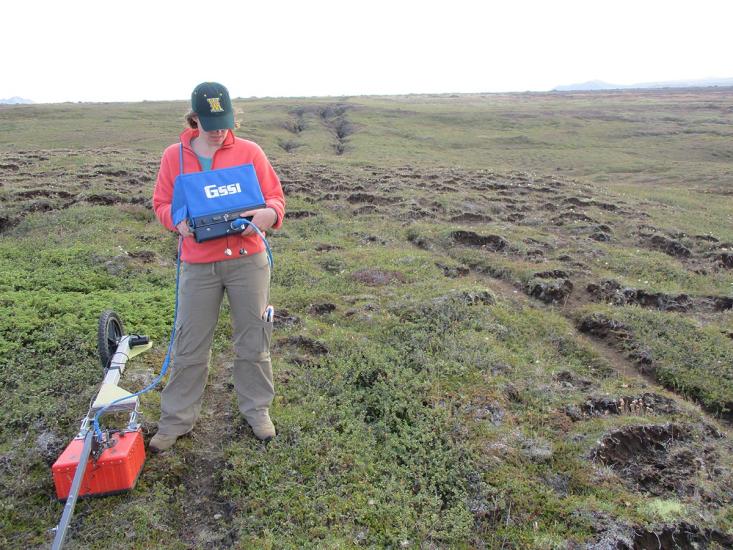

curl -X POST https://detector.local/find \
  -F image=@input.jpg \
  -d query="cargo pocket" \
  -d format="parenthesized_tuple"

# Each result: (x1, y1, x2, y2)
(238, 319, 273, 361)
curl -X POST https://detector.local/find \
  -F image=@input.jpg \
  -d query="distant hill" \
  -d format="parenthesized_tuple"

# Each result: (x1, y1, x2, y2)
(0, 96, 33, 104)
(554, 77, 733, 92)
(554, 80, 618, 91)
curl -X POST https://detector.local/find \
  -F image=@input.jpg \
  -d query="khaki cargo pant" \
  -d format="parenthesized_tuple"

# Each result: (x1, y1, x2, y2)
(157, 252, 274, 436)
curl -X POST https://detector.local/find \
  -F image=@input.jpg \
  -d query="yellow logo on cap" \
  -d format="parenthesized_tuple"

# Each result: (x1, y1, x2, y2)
(207, 97, 224, 113)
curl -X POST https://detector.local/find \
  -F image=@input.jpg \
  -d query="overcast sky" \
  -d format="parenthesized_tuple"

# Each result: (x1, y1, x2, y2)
(2, 0, 731, 103)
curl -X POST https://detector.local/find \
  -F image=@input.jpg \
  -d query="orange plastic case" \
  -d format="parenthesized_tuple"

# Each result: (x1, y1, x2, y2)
(52, 430, 145, 500)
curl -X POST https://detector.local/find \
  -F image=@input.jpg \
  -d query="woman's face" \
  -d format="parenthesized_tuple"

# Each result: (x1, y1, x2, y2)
(195, 117, 228, 147)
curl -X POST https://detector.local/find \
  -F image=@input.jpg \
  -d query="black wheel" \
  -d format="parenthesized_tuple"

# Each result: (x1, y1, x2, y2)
(98, 310, 124, 372)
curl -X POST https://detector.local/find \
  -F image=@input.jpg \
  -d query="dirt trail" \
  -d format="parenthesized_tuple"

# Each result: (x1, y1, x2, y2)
(164, 354, 239, 548)
(480, 269, 732, 432)
(561, 276, 661, 385)
(485, 273, 632, 377)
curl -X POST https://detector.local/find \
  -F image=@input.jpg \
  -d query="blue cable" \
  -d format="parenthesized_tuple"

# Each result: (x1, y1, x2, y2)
(92, 237, 183, 444)
(92, 221, 272, 444)
(230, 218, 274, 269)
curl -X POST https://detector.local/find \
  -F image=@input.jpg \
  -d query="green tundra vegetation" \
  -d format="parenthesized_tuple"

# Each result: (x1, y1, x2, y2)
(1, 89, 732, 548)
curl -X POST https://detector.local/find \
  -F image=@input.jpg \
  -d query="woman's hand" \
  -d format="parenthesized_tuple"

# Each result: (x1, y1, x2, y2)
(176, 219, 194, 238)
(239, 208, 277, 235)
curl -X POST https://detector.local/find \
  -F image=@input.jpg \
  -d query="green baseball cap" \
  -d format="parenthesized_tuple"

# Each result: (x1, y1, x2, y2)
(191, 82, 234, 131)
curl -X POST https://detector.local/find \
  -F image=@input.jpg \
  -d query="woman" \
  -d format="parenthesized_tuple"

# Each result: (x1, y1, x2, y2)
(150, 82, 285, 451)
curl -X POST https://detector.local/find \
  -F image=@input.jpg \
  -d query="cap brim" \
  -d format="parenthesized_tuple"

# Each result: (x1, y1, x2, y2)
(198, 112, 234, 131)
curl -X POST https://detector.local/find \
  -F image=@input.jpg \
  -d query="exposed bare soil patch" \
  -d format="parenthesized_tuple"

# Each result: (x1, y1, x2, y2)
(587, 279, 733, 313)
(450, 230, 510, 251)
(276, 335, 329, 356)
(526, 276, 574, 304)
(149, 356, 242, 548)
(0, 148, 157, 233)
(592, 423, 731, 501)
(565, 392, 680, 420)
(589, 521, 733, 550)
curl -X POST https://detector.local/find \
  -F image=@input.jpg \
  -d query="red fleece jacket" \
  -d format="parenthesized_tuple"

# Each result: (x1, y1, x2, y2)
(153, 128, 285, 263)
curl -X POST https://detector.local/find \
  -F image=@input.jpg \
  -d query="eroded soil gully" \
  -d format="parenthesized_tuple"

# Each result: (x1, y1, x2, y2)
(481, 272, 732, 432)
(561, 277, 662, 384)
(487, 275, 659, 385)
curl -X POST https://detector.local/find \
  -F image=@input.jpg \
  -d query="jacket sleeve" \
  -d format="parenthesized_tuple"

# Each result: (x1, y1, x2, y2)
(253, 146, 285, 229)
(152, 147, 177, 232)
